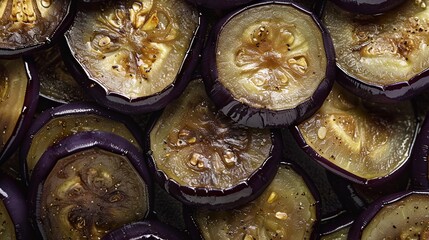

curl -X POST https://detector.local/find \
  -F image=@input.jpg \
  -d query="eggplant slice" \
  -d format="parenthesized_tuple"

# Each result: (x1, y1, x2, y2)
(203, 0, 335, 128)
(323, 0, 429, 102)
(0, 57, 38, 163)
(187, 161, 320, 240)
(0, 0, 74, 57)
(293, 83, 417, 185)
(349, 191, 429, 240)
(64, 0, 204, 113)
(29, 131, 152, 240)
(146, 79, 281, 209)
(330, 0, 407, 15)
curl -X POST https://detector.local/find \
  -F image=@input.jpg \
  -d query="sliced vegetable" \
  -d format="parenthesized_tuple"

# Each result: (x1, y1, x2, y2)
(349, 191, 429, 239)
(28, 131, 152, 240)
(323, 0, 429, 102)
(20, 102, 143, 184)
(293, 83, 417, 185)
(186, 161, 320, 240)
(203, 0, 335, 128)
(0, 0, 75, 57)
(146, 79, 282, 209)
(0, 57, 38, 163)
(63, 0, 206, 113)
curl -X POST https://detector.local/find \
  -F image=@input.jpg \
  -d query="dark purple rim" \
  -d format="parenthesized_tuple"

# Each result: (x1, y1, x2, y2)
(0, 174, 34, 240)
(0, 57, 39, 163)
(290, 113, 419, 186)
(184, 160, 322, 240)
(19, 101, 144, 185)
(336, 66, 429, 104)
(411, 112, 429, 190)
(202, 0, 336, 128)
(348, 190, 429, 239)
(330, 0, 407, 15)
(61, 5, 207, 114)
(28, 131, 154, 239)
(318, 210, 355, 238)
(101, 220, 187, 240)
(145, 110, 283, 209)
(0, 1, 76, 59)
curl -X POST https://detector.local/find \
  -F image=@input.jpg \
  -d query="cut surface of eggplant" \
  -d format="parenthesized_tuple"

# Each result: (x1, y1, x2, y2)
(0, 0, 72, 54)
(0, 59, 27, 154)
(40, 148, 148, 240)
(0, 200, 15, 239)
(22, 103, 141, 181)
(350, 191, 429, 239)
(192, 163, 319, 240)
(296, 84, 416, 183)
(216, 3, 328, 111)
(323, 1, 429, 86)
(150, 79, 272, 189)
(65, 0, 199, 100)
(34, 45, 87, 103)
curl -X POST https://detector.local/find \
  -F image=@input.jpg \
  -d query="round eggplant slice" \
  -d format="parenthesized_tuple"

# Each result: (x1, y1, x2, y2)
(411, 112, 429, 190)
(146, 79, 282, 209)
(0, 57, 39, 163)
(63, 0, 206, 114)
(292, 83, 418, 185)
(0, 174, 33, 239)
(323, 1, 429, 103)
(0, 0, 75, 58)
(330, 0, 407, 15)
(34, 44, 89, 104)
(349, 191, 429, 239)
(20, 102, 143, 184)
(203, 0, 335, 128)
(186, 161, 320, 240)
(101, 220, 187, 240)
(28, 131, 153, 240)
(185, 0, 254, 10)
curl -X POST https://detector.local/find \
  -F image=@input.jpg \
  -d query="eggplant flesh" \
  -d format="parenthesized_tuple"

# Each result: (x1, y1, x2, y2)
(40, 148, 149, 240)
(0, 200, 16, 239)
(361, 194, 429, 239)
(323, 1, 429, 85)
(65, 0, 199, 100)
(216, 4, 328, 110)
(0, 59, 27, 154)
(150, 80, 272, 189)
(194, 164, 318, 240)
(26, 114, 140, 178)
(298, 84, 416, 180)
(0, 0, 70, 49)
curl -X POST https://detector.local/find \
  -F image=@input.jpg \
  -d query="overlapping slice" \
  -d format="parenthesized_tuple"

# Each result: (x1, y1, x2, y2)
(323, 0, 429, 102)
(147, 79, 281, 209)
(295, 84, 417, 184)
(190, 162, 319, 240)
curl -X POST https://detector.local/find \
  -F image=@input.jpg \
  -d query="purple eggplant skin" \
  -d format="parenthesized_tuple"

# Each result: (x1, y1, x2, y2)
(0, 57, 39, 164)
(202, 0, 335, 128)
(19, 102, 145, 185)
(185, 0, 255, 10)
(318, 210, 355, 239)
(144, 110, 283, 210)
(101, 220, 187, 240)
(336, 67, 429, 104)
(61, 11, 207, 115)
(411, 113, 429, 190)
(0, 2, 76, 59)
(0, 174, 34, 240)
(184, 160, 321, 240)
(330, 0, 407, 15)
(28, 131, 154, 238)
(348, 190, 429, 240)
